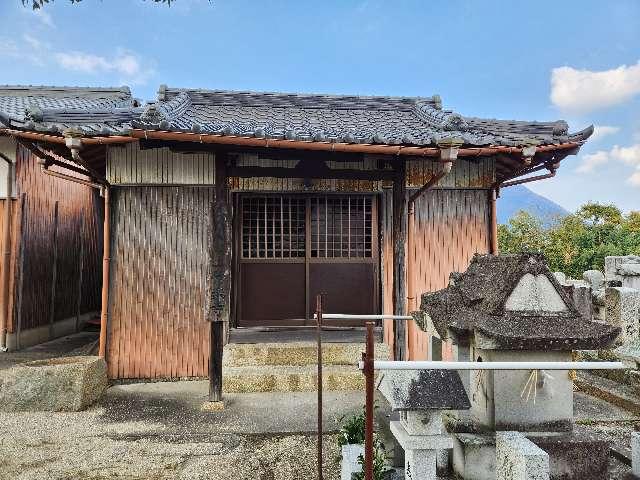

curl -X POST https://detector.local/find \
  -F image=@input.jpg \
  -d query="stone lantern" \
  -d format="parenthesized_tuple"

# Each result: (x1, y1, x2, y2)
(378, 369, 470, 479)
(414, 253, 621, 479)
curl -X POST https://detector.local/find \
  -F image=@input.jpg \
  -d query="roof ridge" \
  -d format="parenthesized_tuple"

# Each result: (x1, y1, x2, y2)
(0, 85, 131, 97)
(158, 84, 440, 110)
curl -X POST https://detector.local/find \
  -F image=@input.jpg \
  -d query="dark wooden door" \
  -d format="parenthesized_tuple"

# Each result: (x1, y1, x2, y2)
(237, 194, 378, 327)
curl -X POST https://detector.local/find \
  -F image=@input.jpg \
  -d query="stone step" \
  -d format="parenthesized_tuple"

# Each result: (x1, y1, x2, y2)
(223, 341, 390, 368)
(223, 364, 371, 393)
(575, 371, 640, 416)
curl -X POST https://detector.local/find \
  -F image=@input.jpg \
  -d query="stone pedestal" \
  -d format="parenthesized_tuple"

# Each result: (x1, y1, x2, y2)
(390, 420, 452, 480)
(496, 432, 549, 480)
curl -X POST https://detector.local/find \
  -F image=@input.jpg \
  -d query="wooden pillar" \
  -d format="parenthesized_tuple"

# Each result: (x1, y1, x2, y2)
(489, 188, 499, 254)
(208, 152, 231, 402)
(392, 159, 407, 361)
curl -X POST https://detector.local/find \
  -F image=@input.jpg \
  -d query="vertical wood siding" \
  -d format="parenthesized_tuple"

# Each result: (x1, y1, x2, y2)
(107, 186, 214, 379)
(107, 143, 215, 185)
(0, 199, 20, 333)
(13, 145, 102, 332)
(382, 188, 490, 360)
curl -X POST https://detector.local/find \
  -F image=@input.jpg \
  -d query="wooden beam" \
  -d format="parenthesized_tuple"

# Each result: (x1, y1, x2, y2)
(392, 159, 407, 361)
(228, 165, 394, 181)
(207, 152, 231, 402)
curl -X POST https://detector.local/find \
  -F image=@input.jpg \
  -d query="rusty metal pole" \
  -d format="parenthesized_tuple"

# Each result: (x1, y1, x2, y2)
(98, 186, 110, 358)
(364, 321, 375, 480)
(316, 294, 324, 480)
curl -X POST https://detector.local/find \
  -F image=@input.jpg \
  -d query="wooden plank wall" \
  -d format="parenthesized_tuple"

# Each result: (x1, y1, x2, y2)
(406, 189, 490, 360)
(0, 199, 20, 333)
(13, 145, 102, 332)
(107, 143, 215, 185)
(107, 186, 214, 379)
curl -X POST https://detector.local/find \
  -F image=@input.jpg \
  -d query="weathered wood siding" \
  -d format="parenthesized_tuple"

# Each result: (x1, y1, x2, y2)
(0, 199, 20, 333)
(382, 187, 491, 360)
(107, 186, 214, 379)
(107, 143, 215, 185)
(12, 145, 102, 333)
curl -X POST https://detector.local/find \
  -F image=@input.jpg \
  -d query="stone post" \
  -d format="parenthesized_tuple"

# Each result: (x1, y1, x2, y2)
(496, 432, 549, 480)
(632, 432, 640, 478)
(605, 287, 640, 345)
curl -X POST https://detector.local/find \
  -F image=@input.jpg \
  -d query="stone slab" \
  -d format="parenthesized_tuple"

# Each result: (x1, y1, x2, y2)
(0, 355, 107, 412)
(632, 432, 640, 478)
(389, 421, 452, 450)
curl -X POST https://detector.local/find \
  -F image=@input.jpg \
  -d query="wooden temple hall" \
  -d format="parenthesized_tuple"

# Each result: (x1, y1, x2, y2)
(0, 85, 593, 397)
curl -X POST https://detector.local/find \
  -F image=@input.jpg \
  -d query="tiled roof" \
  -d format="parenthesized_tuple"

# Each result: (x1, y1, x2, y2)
(0, 84, 594, 148)
(416, 253, 620, 350)
(0, 85, 140, 135)
(131, 85, 593, 148)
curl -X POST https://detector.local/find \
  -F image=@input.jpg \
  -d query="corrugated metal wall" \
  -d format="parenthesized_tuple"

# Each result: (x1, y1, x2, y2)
(12, 145, 102, 333)
(382, 188, 490, 360)
(107, 186, 214, 379)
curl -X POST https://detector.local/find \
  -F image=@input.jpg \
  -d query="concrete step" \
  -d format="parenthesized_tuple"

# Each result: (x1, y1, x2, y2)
(223, 341, 390, 368)
(223, 364, 371, 393)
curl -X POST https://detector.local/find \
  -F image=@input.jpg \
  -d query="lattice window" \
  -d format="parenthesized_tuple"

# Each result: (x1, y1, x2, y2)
(310, 196, 372, 258)
(241, 196, 306, 258)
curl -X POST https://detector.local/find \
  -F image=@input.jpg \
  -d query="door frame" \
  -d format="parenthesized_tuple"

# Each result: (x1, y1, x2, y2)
(231, 191, 381, 328)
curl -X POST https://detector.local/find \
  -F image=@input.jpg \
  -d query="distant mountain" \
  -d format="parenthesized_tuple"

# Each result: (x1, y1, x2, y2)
(498, 185, 568, 226)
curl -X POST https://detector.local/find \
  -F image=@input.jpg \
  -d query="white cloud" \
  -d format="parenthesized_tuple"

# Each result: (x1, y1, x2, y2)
(576, 151, 610, 173)
(54, 50, 154, 85)
(550, 62, 640, 114)
(591, 125, 620, 142)
(577, 143, 640, 187)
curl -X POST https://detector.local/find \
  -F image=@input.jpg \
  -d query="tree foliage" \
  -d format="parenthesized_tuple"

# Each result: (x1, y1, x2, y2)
(498, 202, 640, 278)
(23, 0, 173, 8)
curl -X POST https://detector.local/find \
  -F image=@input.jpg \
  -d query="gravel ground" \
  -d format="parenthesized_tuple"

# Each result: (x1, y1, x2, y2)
(0, 405, 341, 480)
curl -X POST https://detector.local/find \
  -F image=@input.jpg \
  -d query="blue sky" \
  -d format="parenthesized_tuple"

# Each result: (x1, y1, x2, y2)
(1, 0, 639, 213)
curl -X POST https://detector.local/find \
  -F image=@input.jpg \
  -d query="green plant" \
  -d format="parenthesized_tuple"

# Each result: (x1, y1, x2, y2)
(337, 410, 366, 447)
(352, 438, 391, 480)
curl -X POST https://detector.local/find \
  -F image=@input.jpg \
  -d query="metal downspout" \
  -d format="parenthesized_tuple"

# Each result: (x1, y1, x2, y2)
(406, 145, 458, 313)
(63, 134, 111, 359)
(0, 152, 12, 351)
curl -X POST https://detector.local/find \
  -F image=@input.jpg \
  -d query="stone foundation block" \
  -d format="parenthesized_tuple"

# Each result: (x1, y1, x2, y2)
(405, 449, 436, 480)
(496, 432, 549, 480)
(0, 356, 107, 412)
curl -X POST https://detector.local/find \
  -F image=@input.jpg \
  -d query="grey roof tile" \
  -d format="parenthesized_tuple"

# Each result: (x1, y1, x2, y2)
(0, 85, 594, 148)
(133, 86, 593, 147)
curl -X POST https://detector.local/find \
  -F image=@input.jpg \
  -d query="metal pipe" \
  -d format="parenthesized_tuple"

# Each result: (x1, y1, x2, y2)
(501, 170, 556, 188)
(40, 165, 103, 189)
(316, 294, 324, 480)
(364, 321, 375, 480)
(359, 360, 627, 371)
(1, 128, 135, 145)
(0, 151, 12, 351)
(314, 314, 412, 320)
(99, 185, 109, 358)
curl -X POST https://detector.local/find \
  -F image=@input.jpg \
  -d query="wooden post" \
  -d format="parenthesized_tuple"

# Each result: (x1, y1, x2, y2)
(98, 187, 110, 358)
(15, 194, 26, 350)
(48, 201, 59, 340)
(208, 152, 231, 402)
(392, 159, 407, 361)
(489, 188, 499, 254)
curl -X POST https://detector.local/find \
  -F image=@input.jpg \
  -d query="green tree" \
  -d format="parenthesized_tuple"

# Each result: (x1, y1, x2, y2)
(499, 202, 640, 278)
